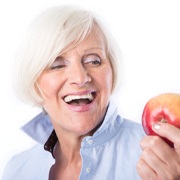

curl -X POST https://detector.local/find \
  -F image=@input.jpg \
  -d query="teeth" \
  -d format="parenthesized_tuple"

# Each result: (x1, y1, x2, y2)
(64, 93, 93, 103)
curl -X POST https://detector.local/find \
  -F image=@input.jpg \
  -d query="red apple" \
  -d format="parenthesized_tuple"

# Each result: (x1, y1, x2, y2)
(142, 93, 180, 147)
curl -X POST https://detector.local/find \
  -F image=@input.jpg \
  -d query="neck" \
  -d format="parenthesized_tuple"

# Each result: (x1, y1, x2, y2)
(53, 128, 85, 164)
(52, 120, 102, 163)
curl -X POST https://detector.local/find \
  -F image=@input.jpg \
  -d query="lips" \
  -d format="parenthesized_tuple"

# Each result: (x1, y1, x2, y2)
(63, 92, 96, 112)
(63, 92, 96, 106)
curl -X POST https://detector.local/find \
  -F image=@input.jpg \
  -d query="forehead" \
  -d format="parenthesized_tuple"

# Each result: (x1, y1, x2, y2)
(81, 26, 106, 49)
(61, 25, 107, 56)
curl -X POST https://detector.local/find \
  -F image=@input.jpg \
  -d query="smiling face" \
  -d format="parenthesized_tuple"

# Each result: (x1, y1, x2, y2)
(37, 26, 113, 136)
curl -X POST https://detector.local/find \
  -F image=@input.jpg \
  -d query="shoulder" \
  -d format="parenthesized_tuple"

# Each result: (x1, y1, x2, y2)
(114, 118, 145, 162)
(2, 143, 53, 180)
(119, 116, 145, 132)
(8, 143, 47, 164)
(121, 118, 144, 132)
(116, 116, 146, 144)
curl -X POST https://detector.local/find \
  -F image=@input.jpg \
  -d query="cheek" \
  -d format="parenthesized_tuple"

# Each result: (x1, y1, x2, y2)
(37, 74, 61, 98)
(91, 65, 113, 96)
(101, 66, 113, 92)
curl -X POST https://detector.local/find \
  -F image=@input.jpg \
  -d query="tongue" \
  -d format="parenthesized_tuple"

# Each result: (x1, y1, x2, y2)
(70, 99, 90, 105)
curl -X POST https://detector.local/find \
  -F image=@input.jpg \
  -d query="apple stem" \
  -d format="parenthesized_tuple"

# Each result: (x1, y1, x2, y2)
(161, 118, 167, 123)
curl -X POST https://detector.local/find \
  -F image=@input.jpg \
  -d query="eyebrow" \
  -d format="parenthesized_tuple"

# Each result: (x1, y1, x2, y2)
(84, 47, 104, 52)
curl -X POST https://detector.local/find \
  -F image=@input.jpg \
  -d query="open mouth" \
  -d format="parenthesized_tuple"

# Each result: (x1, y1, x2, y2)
(63, 92, 96, 105)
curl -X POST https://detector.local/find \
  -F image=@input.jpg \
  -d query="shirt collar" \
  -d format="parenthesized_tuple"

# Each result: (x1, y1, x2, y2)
(21, 111, 53, 144)
(21, 101, 118, 144)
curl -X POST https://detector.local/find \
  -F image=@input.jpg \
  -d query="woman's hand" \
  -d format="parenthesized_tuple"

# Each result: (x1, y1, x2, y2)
(137, 122, 180, 180)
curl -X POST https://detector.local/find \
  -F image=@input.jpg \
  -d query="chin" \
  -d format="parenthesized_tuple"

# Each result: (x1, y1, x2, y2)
(69, 121, 99, 136)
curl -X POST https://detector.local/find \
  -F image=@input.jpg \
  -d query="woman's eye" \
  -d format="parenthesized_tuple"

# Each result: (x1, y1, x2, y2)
(50, 57, 66, 69)
(83, 55, 101, 66)
(91, 60, 101, 65)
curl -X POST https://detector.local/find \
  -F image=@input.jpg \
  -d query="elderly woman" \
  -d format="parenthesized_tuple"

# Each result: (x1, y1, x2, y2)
(3, 5, 180, 180)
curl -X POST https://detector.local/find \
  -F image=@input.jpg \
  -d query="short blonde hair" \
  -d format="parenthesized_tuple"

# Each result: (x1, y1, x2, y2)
(13, 5, 121, 106)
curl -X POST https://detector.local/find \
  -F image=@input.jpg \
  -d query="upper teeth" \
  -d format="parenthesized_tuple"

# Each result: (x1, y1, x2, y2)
(64, 93, 93, 103)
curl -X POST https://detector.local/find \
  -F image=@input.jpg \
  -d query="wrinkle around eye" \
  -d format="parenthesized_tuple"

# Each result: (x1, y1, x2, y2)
(50, 57, 69, 70)
(83, 54, 101, 64)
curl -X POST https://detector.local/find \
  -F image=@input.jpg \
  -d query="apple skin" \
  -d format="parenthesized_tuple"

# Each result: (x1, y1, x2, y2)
(142, 93, 180, 147)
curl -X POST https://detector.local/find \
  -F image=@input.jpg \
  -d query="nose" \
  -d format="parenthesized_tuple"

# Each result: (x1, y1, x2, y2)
(69, 63, 91, 87)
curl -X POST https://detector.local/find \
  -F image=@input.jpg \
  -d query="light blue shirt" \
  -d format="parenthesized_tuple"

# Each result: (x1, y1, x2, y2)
(3, 101, 145, 180)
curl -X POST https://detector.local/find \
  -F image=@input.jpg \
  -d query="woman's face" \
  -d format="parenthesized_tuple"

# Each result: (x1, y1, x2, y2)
(37, 26, 113, 136)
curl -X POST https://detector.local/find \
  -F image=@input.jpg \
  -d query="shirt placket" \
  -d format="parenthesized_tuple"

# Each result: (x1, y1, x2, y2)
(79, 137, 94, 180)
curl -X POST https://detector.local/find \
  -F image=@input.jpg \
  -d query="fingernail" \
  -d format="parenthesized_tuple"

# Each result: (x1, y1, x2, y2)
(153, 123, 161, 130)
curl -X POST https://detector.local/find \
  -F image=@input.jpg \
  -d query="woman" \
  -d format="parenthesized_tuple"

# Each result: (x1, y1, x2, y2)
(3, 5, 180, 180)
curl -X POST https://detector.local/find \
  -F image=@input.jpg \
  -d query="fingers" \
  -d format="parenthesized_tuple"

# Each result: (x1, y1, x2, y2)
(140, 135, 175, 163)
(138, 147, 165, 177)
(137, 134, 180, 179)
(137, 159, 158, 180)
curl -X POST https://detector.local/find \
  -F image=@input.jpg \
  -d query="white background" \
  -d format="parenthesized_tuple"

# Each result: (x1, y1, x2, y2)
(0, 0, 180, 177)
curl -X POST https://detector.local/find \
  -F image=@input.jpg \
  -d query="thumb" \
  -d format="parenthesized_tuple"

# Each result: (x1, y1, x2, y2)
(153, 122, 180, 153)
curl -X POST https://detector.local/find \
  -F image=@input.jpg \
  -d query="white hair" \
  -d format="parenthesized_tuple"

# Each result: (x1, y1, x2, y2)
(13, 5, 121, 106)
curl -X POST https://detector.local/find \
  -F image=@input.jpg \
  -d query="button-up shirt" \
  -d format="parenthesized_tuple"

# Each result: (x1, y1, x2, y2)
(3, 101, 145, 179)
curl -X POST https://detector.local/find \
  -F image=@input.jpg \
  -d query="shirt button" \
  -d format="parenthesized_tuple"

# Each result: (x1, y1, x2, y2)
(88, 139, 94, 144)
(86, 167, 91, 173)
